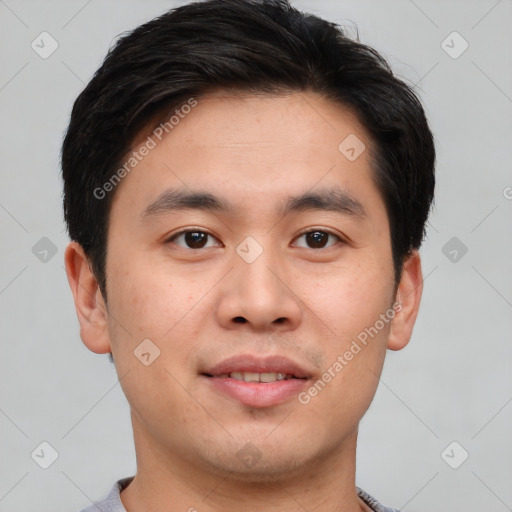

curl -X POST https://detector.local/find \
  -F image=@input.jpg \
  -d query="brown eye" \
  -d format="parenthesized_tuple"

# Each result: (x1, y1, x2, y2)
(168, 230, 220, 249)
(294, 230, 341, 249)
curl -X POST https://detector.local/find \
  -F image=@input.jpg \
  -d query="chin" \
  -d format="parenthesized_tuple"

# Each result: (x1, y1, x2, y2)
(199, 444, 317, 484)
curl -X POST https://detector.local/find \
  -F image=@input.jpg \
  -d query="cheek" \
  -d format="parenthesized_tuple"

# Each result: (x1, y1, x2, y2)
(303, 257, 393, 391)
(104, 260, 207, 424)
(297, 271, 392, 433)
(105, 254, 214, 379)
(107, 254, 198, 338)
(310, 259, 393, 340)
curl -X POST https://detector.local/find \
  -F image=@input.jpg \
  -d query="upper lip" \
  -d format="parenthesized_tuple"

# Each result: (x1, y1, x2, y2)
(202, 354, 313, 379)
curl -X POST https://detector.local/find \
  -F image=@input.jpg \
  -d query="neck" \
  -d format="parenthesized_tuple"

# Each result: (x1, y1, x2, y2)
(121, 411, 367, 512)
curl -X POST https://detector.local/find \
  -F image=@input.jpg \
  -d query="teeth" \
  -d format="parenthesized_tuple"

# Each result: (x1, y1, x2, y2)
(243, 372, 260, 382)
(227, 371, 292, 382)
(260, 372, 281, 383)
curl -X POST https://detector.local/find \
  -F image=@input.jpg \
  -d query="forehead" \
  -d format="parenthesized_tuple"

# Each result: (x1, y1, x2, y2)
(128, 90, 372, 168)
(110, 90, 381, 220)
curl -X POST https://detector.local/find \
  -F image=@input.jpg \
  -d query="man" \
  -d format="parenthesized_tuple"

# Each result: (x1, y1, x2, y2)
(62, 0, 435, 510)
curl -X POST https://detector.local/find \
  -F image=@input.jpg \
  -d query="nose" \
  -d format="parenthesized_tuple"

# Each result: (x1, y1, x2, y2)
(215, 243, 303, 332)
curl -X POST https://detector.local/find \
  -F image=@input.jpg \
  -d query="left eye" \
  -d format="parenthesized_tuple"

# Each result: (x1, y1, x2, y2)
(293, 230, 342, 249)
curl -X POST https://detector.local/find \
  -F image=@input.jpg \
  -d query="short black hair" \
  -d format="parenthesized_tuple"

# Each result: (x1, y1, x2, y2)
(61, 0, 435, 301)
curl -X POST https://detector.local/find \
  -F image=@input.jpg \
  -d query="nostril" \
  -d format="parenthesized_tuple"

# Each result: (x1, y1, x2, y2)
(233, 316, 247, 323)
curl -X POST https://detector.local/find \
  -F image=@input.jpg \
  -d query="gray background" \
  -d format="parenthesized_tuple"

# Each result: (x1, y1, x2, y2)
(1, 0, 511, 511)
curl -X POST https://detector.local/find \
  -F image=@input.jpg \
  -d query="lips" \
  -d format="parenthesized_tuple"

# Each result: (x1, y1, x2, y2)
(201, 354, 313, 407)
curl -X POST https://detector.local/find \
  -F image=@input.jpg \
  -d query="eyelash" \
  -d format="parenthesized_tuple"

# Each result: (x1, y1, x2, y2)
(165, 228, 345, 250)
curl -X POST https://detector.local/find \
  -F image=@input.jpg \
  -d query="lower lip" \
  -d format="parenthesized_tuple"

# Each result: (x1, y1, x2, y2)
(203, 375, 309, 408)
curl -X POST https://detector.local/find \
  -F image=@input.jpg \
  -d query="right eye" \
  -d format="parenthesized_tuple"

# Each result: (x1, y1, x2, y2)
(166, 229, 222, 250)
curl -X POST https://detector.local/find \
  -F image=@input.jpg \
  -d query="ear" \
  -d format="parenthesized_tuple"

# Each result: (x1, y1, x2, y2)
(387, 249, 423, 351)
(64, 241, 112, 354)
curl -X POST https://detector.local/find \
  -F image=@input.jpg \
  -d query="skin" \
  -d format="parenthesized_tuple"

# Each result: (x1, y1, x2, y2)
(65, 90, 423, 512)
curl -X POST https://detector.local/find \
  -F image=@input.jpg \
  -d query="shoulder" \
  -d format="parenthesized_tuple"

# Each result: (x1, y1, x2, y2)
(357, 487, 402, 512)
(76, 476, 134, 512)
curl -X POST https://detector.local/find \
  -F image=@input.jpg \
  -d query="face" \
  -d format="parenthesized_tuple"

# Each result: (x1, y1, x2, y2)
(67, 90, 422, 482)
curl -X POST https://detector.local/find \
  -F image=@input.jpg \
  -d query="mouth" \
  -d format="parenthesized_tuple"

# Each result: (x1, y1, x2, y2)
(201, 354, 312, 408)
(202, 354, 312, 379)
(203, 371, 307, 382)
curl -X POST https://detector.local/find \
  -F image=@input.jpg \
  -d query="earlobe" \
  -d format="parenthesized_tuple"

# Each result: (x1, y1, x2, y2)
(64, 241, 112, 354)
(387, 250, 423, 351)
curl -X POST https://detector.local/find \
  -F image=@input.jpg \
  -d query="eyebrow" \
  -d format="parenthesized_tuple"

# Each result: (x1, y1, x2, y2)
(140, 186, 367, 221)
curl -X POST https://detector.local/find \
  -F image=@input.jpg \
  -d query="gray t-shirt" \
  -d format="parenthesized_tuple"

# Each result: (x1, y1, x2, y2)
(77, 476, 401, 512)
